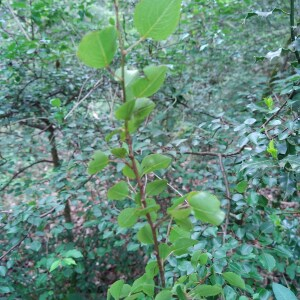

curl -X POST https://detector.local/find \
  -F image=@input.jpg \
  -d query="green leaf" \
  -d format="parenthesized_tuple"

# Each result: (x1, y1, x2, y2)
(272, 283, 297, 300)
(235, 181, 248, 193)
(115, 100, 136, 121)
(134, 0, 182, 41)
(49, 260, 61, 272)
(187, 191, 225, 226)
(128, 98, 156, 132)
(77, 27, 117, 68)
(108, 181, 129, 201)
(111, 147, 128, 158)
(264, 97, 274, 110)
(168, 207, 191, 220)
(0, 287, 10, 294)
(132, 98, 156, 120)
(169, 226, 190, 243)
(279, 155, 300, 171)
(87, 150, 109, 175)
(109, 280, 124, 300)
(240, 158, 273, 172)
(191, 284, 222, 297)
(171, 238, 197, 256)
(176, 285, 187, 300)
(141, 154, 172, 174)
(175, 217, 193, 231)
(115, 68, 139, 101)
(191, 251, 208, 267)
(0, 266, 7, 277)
(131, 274, 155, 297)
(120, 284, 132, 298)
(259, 253, 276, 272)
(124, 293, 144, 300)
(136, 204, 160, 217)
(155, 290, 173, 300)
(30, 240, 42, 252)
(198, 253, 209, 266)
(146, 180, 168, 196)
(105, 129, 122, 142)
(137, 224, 154, 244)
(50, 98, 61, 107)
(145, 261, 159, 279)
(159, 243, 172, 260)
(62, 257, 76, 266)
(267, 140, 278, 159)
(122, 160, 142, 179)
(132, 65, 168, 98)
(222, 272, 246, 289)
(115, 68, 139, 87)
(63, 249, 83, 259)
(118, 208, 138, 228)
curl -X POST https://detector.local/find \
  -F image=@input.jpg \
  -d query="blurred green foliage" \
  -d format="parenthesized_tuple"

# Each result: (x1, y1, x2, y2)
(0, 0, 299, 299)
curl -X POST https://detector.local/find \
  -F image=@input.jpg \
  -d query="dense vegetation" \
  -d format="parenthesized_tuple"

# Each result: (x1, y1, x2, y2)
(0, 0, 299, 299)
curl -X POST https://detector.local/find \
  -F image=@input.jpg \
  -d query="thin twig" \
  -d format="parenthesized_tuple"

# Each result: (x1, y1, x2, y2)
(125, 37, 145, 53)
(184, 145, 246, 158)
(0, 160, 54, 192)
(166, 217, 174, 243)
(6, 3, 31, 41)
(64, 78, 103, 119)
(154, 173, 183, 197)
(262, 99, 288, 128)
(218, 154, 231, 243)
(290, 0, 300, 63)
(0, 225, 33, 261)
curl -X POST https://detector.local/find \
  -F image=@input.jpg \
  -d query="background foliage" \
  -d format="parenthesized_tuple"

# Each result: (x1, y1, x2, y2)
(0, 0, 299, 299)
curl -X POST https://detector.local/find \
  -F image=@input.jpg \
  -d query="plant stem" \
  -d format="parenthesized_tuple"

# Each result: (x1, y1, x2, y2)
(218, 154, 231, 244)
(113, 0, 126, 103)
(290, 0, 300, 63)
(113, 0, 165, 288)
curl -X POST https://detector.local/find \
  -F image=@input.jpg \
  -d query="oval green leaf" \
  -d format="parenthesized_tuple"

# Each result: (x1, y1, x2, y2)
(49, 260, 61, 272)
(109, 280, 124, 300)
(63, 249, 83, 259)
(171, 238, 197, 256)
(272, 283, 297, 300)
(111, 147, 128, 158)
(155, 290, 173, 300)
(141, 154, 172, 174)
(118, 208, 138, 228)
(122, 159, 142, 179)
(77, 27, 117, 68)
(128, 98, 156, 133)
(87, 150, 109, 175)
(115, 100, 136, 120)
(191, 284, 222, 297)
(132, 65, 167, 98)
(187, 191, 225, 226)
(107, 181, 129, 201)
(50, 98, 61, 107)
(137, 224, 154, 244)
(134, 0, 182, 41)
(222, 272, 246, 290)
(62, 257, 76, 266)
(146, 179, 168, 196)
(259, 253, 276, 272)
(133, 98, 155, 120)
